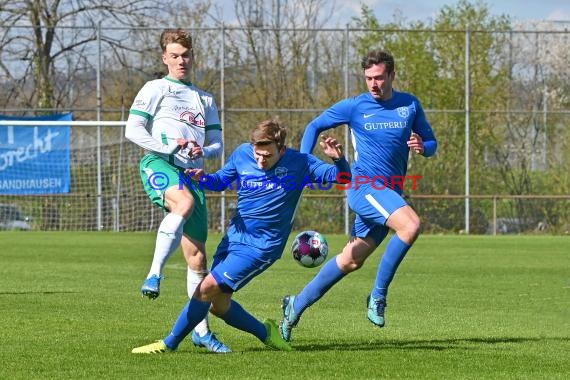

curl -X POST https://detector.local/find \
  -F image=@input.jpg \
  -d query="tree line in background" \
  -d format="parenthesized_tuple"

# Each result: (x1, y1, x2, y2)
(1, 0, 568, 233)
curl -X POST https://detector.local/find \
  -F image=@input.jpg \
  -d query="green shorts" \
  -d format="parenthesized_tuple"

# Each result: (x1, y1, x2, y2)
(139, 153, 207, 243)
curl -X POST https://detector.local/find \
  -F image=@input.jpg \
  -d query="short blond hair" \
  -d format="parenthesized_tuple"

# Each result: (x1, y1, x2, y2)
(160, 29, 192, 52)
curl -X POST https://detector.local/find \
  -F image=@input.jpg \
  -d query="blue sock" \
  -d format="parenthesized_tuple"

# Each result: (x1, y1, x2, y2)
(163, 297, 211, 349)
(371, 234, 411, 301)
(294, 256, 346, 316)
(220, 300, 267, 342)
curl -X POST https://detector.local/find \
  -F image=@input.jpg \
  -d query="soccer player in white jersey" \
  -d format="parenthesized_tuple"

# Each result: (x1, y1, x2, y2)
(280, 50, 438, 341)
(131, 119, 350, 354)
(125, 29, 229, 353)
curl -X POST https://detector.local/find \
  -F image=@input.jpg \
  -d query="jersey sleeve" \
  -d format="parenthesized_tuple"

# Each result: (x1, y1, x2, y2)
(125, 81, 178, 154)
(201, 93, 222, 131)
(412, 98, 437, 157)
(306, 154, 351, 184)
(300, 98, 353, 153)
(202, 129, 223, 159)
(124, 113, 176, 154)
(129, 81, 163, 120)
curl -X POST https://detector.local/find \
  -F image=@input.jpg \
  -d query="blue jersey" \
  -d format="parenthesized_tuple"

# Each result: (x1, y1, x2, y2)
(203, 143, 349, 256)
(300, 91, 437, 179)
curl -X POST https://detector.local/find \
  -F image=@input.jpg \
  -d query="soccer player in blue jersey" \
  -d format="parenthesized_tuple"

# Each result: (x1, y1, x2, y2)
(131, 119, 350, 353)
(280, 50, 437, 341)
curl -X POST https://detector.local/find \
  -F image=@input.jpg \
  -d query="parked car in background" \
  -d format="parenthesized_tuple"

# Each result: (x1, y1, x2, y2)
(0, 204, 32, 230)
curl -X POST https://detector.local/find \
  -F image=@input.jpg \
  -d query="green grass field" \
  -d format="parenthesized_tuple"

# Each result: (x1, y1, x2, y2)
(0, 232, 568, 379)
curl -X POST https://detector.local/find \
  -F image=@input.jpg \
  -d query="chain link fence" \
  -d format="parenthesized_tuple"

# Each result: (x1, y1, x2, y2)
(1, 24, 569, 234)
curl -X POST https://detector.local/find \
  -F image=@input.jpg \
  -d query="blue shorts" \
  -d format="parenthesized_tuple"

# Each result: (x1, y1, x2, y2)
(348, 183, 407, 246)
(210, 236, 278, 293)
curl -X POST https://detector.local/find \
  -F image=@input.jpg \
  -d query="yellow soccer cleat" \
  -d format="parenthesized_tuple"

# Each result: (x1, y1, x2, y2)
(263, 319, 293, 351)
(131, 340, 171, 354)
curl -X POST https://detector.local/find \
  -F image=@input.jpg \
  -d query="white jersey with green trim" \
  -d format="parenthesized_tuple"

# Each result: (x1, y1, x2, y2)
(129, 76, 221, 169)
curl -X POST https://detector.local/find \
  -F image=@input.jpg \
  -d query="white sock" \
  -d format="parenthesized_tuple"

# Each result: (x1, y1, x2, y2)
(188, 268, 210, 337)
(146, 213, 184, 278)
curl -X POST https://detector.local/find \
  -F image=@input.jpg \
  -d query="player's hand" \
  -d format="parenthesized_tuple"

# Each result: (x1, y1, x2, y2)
(184, 168, 205, 181)
(407, 133, 424, 155)
(319, 135, 344, 160)
(176, 138, 189, 149)
(187, 139, 203, 159)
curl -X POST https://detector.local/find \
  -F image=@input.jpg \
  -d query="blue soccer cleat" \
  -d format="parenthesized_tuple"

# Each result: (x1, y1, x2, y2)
(367, 295, 386, 327)
(141, 275, 162, 300)
(280, 295, 299, 342)
(191, 330, 231, 353)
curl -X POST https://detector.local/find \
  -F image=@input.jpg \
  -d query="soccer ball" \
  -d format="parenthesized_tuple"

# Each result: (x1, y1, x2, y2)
(291, 230, 328, 268)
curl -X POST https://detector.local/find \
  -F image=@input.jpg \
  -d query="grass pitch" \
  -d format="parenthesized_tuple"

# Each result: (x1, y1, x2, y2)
(0, 232, 568, 379)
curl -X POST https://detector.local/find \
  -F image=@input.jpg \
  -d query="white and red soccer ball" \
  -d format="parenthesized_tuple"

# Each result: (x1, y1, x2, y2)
(291, 230, 328, 268)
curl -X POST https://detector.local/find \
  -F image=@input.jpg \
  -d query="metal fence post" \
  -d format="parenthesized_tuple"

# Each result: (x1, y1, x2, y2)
(96, 20, 103, 231)
(464, 26, 471, 234)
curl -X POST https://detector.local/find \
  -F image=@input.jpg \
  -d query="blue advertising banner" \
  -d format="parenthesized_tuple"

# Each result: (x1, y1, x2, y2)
(0, 113, 72, 195)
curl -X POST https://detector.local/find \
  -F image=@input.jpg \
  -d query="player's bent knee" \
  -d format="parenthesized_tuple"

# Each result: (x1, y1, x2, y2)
(165, 189, 195, 216)
(409, 217, 421, 236)
(196, 275, 222, 301)
(176, 198, 195, 215)
(399, 218, 421, 244)
(337, 253, 367, 273)
(391, 206, 421, 241)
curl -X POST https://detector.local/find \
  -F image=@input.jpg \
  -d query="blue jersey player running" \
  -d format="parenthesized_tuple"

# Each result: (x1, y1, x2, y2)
(132, 119, 350, 353)
(280, 50, 437, 341)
